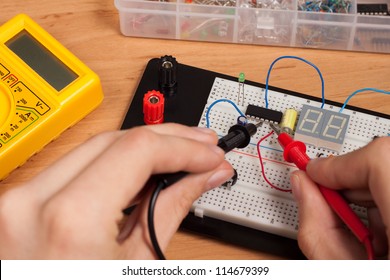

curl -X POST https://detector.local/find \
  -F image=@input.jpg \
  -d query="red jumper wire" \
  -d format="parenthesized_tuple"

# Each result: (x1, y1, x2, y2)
(269, 123, 374, 260)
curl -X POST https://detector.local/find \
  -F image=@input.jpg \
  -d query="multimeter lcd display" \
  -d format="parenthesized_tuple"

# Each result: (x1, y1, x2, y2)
(6, 30, 78, 91)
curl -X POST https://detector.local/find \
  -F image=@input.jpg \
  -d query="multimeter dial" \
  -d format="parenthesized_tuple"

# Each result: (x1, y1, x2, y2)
(0, 59, 51, 147)
(0, 82, 14, 132)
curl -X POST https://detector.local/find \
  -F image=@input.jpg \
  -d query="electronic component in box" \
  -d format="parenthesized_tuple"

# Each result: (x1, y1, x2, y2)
(294, 105, 350, 152)
(357, 3, 389, 16)
(245, 104, 283, 123)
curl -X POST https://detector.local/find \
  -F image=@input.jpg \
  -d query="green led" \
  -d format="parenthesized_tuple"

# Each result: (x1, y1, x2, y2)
(238, 72, 245, 83)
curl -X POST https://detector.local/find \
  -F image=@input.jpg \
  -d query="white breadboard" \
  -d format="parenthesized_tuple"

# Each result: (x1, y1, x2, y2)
(192, 77, 390, 240)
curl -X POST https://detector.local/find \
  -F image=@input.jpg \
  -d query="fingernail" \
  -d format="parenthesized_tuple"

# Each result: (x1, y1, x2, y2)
(206, 169, 234, 190)
(290, 174, 301, 203)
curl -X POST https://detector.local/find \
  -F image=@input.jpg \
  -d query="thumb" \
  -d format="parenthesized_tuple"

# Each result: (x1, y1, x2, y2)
(291, 170, 366, 259)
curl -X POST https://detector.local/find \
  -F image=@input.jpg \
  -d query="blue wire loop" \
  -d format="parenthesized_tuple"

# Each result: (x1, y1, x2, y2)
(205, 98, 246, 128)
(339, 87, 390, 113)
(264, 55, 325, 109)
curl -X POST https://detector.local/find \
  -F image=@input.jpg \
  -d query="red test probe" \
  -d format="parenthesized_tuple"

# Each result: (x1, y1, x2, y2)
(269, 123, 374, 260)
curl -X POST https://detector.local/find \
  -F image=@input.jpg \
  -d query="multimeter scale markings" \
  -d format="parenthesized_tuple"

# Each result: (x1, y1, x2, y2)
(12, 82, 50, 115)
(0, 62, 10, 78)
(0, 62, 51, 145)
(1, 109, 39, 144)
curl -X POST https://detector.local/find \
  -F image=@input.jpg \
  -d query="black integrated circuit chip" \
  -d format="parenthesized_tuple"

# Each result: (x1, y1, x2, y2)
(245, 104, 283, 123)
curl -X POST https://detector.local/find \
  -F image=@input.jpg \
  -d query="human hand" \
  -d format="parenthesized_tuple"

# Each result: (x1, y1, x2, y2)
(0, 123, 233, 259)
(290, 137, 390, 259)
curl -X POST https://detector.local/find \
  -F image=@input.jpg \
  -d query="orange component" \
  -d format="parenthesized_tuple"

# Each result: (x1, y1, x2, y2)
(143, 90, 165, 125)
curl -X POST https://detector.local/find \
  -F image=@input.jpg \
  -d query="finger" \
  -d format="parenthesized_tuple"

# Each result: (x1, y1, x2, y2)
(120, 161, 233, 258)
(26, 124, 217, 198)
(156, 162, 233, 247)
(23, 130, 126, 201)
(367, 207, 389, 258)
(307, 146, 374, 190)
(342, 189, 375, 208)
(306, 137, 390, 227)
(116, 203, 143, 244)
(47, 125, 226, 224)
(117, 161, 233, 245)
(291, 170, 366, 259)
(143, 123, 219, 144)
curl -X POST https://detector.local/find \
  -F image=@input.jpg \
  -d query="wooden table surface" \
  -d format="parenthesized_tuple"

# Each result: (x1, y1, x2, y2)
(1, 0, 389, 259)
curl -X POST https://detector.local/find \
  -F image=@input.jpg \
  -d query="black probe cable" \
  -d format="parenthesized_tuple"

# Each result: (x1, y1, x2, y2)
(148, 181, 166, 260)
(147, 122, 260, 260)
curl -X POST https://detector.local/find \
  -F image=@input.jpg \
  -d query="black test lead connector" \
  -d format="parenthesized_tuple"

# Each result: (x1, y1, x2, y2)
(158, 55, 178, 97)
(148, 121, 262, 260)
(217, 122, 260, 153)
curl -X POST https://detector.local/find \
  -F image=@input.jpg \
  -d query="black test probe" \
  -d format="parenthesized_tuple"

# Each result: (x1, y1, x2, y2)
(148, 121, 262, 259)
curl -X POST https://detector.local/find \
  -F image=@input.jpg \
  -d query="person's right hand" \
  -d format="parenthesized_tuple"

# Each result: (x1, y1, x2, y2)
(290, 137, 390, 259)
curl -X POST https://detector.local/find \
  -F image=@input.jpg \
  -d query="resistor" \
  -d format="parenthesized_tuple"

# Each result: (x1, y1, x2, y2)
(280, 108, 298, 135)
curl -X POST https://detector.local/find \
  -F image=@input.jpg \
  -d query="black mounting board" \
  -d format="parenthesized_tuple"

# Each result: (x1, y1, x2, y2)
(121, 57, 389, 259)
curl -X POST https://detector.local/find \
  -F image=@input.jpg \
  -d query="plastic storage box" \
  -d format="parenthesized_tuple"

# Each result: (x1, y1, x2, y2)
(115, 0, 390, 53)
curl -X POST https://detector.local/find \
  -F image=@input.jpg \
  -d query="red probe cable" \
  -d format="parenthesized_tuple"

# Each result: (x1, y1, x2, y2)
(269, 124, 374, 260)
(257, 130, 291, 192)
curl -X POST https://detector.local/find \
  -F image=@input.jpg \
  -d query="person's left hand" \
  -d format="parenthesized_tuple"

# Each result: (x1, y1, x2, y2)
(0, 123, 233, 259)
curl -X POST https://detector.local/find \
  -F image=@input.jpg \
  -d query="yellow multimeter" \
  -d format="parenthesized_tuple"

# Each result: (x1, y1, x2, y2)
(0, 14, 104, 180)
